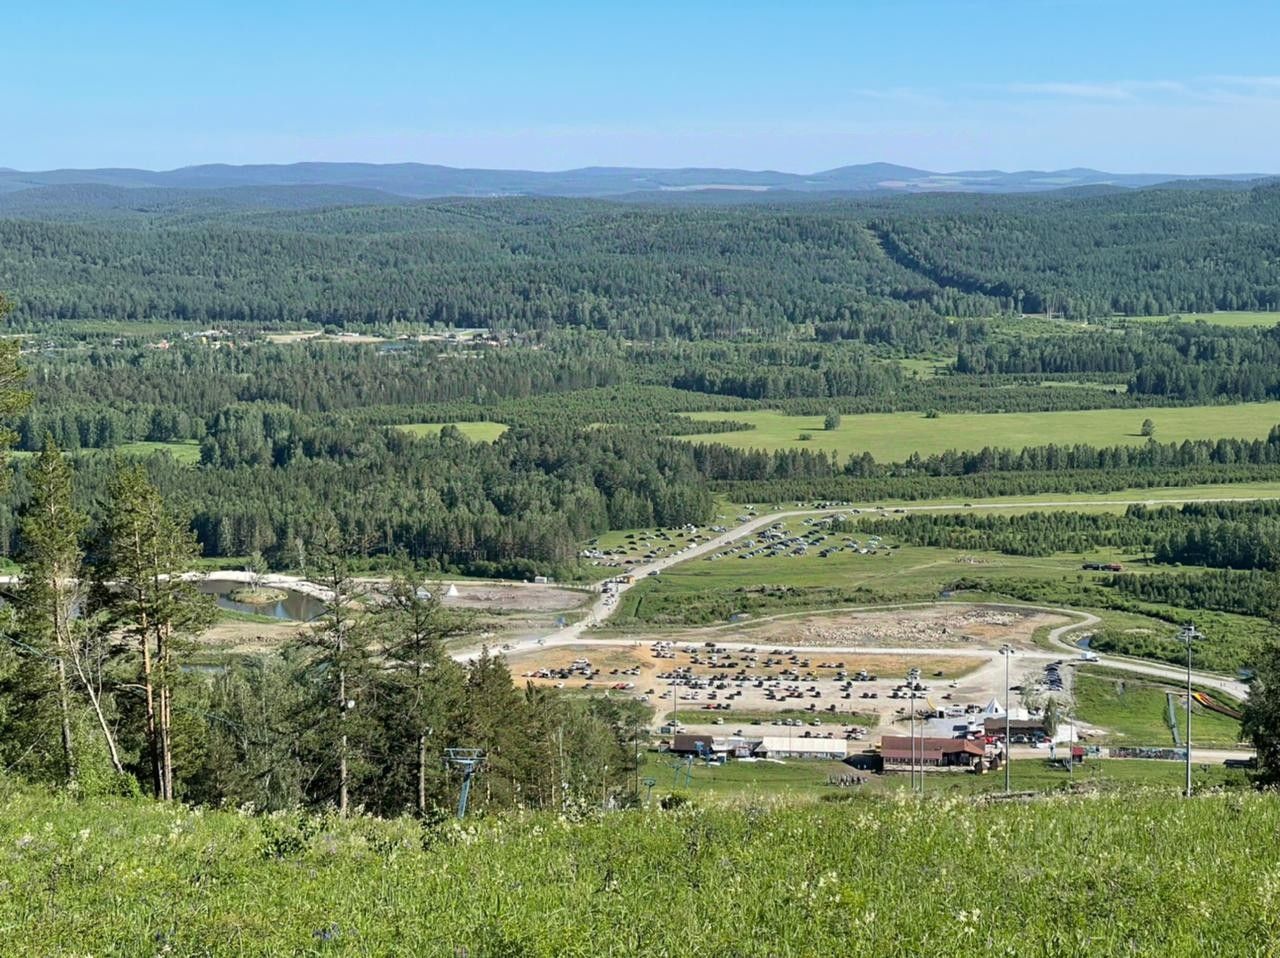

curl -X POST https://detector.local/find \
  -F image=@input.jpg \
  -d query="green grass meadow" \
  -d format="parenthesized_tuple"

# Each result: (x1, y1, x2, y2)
(681, 401, 1280, 460)
(115, 439, 203, 463)
(642, 752, 1247, 803)
(2, 784, 1272, 955)
(614, 541, 1134, 625)
(11, 439, 203, 464)
(396, 421, 509, 442)
(1129, 310, 1280, 328)
(1074, 668, 1244, 747)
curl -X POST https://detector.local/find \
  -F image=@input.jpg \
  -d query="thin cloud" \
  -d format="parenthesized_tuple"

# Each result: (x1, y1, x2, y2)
(1003, 76, 1280, 104)
(1206, 75, 1280, 93)
(1005, 80, 1186, 100)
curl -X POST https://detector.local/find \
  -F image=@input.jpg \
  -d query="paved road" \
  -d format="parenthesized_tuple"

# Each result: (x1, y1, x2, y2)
(482, 495, 1269, 656)
(1041, 607, 1249, 699)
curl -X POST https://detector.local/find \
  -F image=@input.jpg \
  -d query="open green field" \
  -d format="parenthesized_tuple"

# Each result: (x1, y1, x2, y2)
(1074, 668, 1244, 747)
(48, 319, 218, 337)
(642, 752, 1247, 803)
(728, 480, 1280, 514)
(681, 401, 1280, 460)
(642, 750, 852, 799)
(615, 541, 1137, 625)
(894, 356, 947, 377)
(3, 786, 1274, 955)
(18, 440, 206, 464)
(1130, 310, 1280, 328)
(396, 421, 509, 442)
(115, 439, 203, 463)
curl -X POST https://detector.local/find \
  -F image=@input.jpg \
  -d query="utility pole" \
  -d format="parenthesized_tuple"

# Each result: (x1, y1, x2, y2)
(918, 686, 926, 796)
(907, 668, 921, 791)
(909, 690, 916, 791)
(1000, 644, 1014, 794)
(1181, 623, 1202, 798)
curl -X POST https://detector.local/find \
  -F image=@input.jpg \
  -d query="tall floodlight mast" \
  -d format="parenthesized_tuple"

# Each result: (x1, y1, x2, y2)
(999, 645, 1015, 794)
(1179, 623, 1203, 798)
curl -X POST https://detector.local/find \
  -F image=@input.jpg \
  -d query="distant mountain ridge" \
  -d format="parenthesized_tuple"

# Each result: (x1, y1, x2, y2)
(0, 161, 1270, 201)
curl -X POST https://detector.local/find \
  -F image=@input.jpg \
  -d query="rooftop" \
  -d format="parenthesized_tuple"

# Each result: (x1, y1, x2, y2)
(880, 736, 985, 761)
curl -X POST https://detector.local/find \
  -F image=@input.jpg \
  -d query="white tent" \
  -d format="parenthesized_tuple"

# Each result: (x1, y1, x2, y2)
(981, 698, 1005, 717)
(444, 583, 460, 599)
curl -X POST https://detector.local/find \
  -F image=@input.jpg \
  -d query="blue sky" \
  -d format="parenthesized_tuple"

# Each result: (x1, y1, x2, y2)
(6, 0, 1280, 173)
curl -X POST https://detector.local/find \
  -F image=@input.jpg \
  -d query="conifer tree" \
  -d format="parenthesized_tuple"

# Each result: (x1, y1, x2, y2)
(293, 529, 375, 815)
(372, 577, 470, 815)
(15, 439, 87, 784)
(95, 464, 214, 799)
(464, 649, 535, 810)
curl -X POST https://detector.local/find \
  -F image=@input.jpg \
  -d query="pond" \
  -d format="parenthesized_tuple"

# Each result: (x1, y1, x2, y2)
(199, 578, 325, 622)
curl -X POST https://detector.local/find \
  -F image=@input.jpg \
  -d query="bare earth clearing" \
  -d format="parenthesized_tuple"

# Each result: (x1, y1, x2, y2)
(757, 605, 1064, 650)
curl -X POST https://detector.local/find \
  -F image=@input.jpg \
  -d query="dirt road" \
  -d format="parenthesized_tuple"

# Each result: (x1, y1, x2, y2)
(453, 497, 1256, 706)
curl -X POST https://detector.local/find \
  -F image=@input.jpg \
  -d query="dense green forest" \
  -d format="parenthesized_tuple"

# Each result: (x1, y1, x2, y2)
(9, 330, 1280, 571)
(3, 184, 1280, 604)
(2, 184, 1278, 336)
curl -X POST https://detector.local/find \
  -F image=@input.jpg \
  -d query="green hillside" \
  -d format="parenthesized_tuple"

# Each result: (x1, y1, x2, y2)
(2, 787, 1277, 956)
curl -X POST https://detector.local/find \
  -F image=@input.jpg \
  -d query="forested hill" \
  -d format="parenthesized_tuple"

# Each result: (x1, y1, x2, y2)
(0, 160, 1268, 198)
(1, 184, 1278, 334)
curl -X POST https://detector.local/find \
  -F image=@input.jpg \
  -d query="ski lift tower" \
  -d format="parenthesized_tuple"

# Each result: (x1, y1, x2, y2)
(665, 752, 694, 788)
(445, 748, 485, 819)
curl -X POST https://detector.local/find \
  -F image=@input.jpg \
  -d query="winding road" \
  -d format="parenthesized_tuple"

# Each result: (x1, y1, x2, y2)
(466, 496, 1256, 708)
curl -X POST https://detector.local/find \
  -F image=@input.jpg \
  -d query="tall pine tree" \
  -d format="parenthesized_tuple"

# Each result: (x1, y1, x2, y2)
(95, 464, 213, 799)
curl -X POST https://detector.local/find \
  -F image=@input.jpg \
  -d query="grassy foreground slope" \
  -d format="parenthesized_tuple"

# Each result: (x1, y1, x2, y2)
(2, 789, 1279, 956)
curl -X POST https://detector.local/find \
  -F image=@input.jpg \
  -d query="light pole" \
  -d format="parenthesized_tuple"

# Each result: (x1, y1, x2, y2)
(999, 644, 1014, 794)
(1180, 623, 1203, 798)
(907, 668, 921, 791)
(1063, 706, 1074, 783)
(918, 684, 926, 796)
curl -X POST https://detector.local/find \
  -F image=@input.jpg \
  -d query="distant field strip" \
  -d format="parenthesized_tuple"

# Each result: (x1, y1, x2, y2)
(1127, 310, 1280, 328)
(396, 421, 509, 442)
(681, 402, 1280, 460)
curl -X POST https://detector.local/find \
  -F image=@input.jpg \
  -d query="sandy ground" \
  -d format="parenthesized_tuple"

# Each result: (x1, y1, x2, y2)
(777, 605, 1065, 650)
(198, 575, 590, 654)
(435, 582, 590, 613)
(506, 604, 1075, 736)
(199, 617, 301, 653)
(508, 634, 1010, 735)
